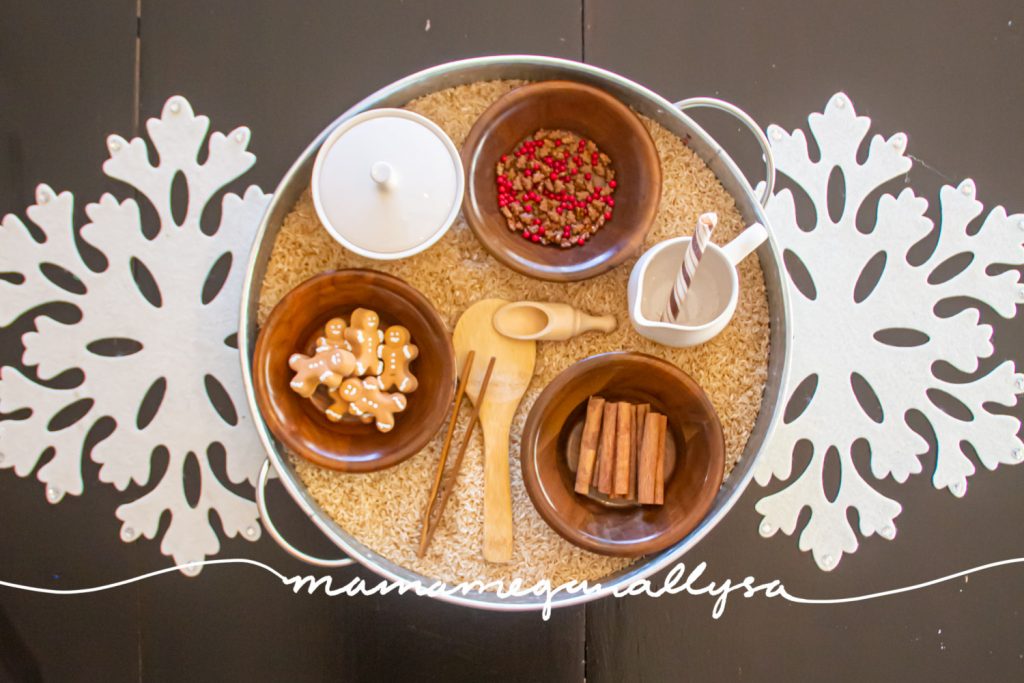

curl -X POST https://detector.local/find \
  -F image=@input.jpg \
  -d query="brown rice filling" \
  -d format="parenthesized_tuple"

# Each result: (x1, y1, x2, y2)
(257, 80, 770, 588)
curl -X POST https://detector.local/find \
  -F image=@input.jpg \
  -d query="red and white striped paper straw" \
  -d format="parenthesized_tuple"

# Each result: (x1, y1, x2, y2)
(663, 212, 717, 322)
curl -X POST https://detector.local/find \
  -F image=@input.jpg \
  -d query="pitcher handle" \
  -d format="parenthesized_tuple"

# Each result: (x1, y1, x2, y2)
(256, 459, 354, 568)
(721, 222, 769, 266)
(675, 97, 776, 207)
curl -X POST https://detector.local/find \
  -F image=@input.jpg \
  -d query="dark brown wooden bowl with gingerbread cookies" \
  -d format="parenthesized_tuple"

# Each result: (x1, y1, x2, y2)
(521, 352, 725, 556)
(253, 270, 456, 472)
(461, 80, 662, 282)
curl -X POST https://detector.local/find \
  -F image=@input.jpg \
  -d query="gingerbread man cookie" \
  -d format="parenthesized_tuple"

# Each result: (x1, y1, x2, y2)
(288, 347, 357, 398)
(324, 384, 374, 423)
(377, 325, 419, 393)
(344, 308, 384, 376)
(315, 317, 349, 353)
(337, 376, 408, 433)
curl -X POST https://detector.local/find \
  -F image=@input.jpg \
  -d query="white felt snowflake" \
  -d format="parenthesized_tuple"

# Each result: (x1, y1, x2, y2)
(0, 96, 270, 573)
(754, 93, 1024, 571)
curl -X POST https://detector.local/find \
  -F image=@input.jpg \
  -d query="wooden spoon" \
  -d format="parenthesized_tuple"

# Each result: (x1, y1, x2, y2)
(453, 299, 537, 563)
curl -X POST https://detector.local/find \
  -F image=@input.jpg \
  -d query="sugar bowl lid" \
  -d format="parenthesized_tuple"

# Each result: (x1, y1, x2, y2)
(311, 108, 464, 260)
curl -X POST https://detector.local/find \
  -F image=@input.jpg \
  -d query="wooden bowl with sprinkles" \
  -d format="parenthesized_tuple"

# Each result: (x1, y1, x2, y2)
(521, 352, 725, 556)
(252, 270, 456, 472)
(461, 80, 662, 282)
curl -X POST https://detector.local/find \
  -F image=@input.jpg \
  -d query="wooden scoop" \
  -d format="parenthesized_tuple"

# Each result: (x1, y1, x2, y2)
(492, 301, 617, 341)
(453, 299, 537, 563)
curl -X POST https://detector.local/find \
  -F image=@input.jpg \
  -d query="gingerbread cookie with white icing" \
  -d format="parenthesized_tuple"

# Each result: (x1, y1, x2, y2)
(377, 325, 419, 393)
(337, 376, 407, 433)
(343, 308, 384, 376)
(316, 317, 349, 353)
(288, 347, 356, 398)
(325, 385, 374, 423)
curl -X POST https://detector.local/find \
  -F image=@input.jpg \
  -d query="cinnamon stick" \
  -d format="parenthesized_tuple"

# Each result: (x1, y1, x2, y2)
(638, 411, 664, 504)
(630, 404, 649, 501)
(612, 403, 633, 496)
(653, 413, 667, 504)
(574, 396, 605, 494)
(595, 402, 618, 494)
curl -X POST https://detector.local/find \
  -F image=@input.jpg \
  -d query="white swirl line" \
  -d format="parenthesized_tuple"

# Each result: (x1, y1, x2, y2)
(0, 559, 288, 595)
(779, 557, 1024, 604)
(1, 557, 1021, 617)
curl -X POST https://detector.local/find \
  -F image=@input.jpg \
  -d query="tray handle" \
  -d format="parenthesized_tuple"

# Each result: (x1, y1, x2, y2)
(675, 97, 776, 207)
(256, 459, 354, 568)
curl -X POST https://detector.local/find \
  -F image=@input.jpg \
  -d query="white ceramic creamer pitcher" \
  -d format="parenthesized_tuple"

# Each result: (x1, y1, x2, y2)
(627, 222, 768, 347)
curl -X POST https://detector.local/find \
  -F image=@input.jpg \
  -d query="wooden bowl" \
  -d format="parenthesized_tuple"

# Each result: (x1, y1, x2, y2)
(461, 81, 662, 282)
(253, 270, 456, 472)
(520, 352, 725, 556)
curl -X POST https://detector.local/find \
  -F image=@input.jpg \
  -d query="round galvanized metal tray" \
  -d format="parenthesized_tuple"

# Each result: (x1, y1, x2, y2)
(238, 55, 791, 612)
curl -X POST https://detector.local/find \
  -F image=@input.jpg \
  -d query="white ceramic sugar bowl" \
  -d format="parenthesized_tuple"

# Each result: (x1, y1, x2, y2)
(311, 109, 465, 260)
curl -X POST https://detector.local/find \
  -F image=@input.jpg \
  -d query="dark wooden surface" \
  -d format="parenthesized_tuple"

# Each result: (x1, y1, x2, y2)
(1, 1, 1022, 681)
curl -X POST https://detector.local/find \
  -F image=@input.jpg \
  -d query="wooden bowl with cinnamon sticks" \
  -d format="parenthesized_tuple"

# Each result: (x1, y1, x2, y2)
(520, 352, 725, 556)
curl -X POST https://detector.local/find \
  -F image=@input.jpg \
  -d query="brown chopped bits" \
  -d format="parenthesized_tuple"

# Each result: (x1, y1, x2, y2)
(496, 129, 617, 248)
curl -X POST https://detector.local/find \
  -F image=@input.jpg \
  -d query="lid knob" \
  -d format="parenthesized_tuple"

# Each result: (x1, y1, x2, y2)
(370, 161, 395, 190)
